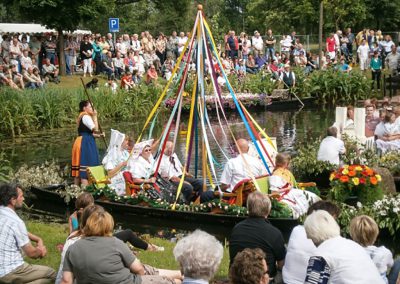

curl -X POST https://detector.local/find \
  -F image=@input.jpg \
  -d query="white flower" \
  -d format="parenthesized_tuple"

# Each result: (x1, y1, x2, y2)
(379, 210, 387, 216)
(357, 202, 363, 208)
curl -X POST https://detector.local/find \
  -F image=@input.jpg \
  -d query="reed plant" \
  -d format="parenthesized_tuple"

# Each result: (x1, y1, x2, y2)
(0, 86, 163, 138)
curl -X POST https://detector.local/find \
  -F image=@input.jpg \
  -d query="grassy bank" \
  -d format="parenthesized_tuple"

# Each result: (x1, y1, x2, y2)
(25, 221, 230, 279)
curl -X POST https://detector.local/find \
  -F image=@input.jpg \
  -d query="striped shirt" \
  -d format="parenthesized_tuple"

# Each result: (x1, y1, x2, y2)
(0, 206, 29, 277)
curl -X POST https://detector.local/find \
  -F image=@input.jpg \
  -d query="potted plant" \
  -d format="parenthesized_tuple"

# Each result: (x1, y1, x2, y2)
(329, 165, 383, 205)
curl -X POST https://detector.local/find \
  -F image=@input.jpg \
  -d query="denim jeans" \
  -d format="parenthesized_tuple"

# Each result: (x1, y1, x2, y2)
(388, 258, 400, 284)
(266, 47, 275, 62)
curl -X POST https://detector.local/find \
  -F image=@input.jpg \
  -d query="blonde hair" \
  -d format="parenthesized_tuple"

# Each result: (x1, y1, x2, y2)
(349, 215, 379, 247)
(83, 205, 114, 237)
(275, 153, 291, 168)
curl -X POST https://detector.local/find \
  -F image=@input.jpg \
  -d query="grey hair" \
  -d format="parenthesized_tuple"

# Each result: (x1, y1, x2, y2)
(173, 230, 223, 280)
(304, 210, 340, 246)
(246, 191, 271, 217)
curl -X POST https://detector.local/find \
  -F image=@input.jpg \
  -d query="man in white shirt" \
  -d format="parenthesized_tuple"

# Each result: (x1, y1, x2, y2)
(317, 127, 346, 166)
(252, 31, 264, 58)
(0, 183, 56, 283)
(220, 139, 266, 192)
(357, 39, 370, 71)
(158, 141, 213, 203)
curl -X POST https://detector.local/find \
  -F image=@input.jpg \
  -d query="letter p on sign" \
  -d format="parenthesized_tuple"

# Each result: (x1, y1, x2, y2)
(109, 18, 119, 33)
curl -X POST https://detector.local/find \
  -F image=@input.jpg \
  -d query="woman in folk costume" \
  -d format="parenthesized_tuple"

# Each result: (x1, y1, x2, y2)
(269, 153, 320, 218)
(102, 129, 131, 196)
(71, 100, 102, 186)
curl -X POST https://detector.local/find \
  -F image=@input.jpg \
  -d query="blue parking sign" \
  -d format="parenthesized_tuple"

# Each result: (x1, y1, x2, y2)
(109, 18, 119, 33)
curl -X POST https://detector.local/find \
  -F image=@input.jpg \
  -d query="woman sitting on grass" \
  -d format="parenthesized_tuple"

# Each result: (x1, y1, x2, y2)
(269, 153, 320, 218)
(60, 205, 181, 284)
(67, 193, 162, 252)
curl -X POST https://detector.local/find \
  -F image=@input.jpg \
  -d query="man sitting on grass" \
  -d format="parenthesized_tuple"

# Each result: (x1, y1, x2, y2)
(42, 58, 60, 84)
(0, 183, 57, 283)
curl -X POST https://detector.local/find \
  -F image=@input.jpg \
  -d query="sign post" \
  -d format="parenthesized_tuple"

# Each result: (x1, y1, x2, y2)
(109, 18, 119, 51)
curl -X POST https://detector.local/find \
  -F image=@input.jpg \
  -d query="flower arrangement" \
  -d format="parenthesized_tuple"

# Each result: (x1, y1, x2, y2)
(86, 185, 292, 218)
(330, 165, 383, 204)
(337, 194, 400, 236)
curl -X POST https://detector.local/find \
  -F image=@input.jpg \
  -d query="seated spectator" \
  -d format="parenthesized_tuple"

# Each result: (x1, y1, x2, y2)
(0, 65, 19, 89)
(229, 191, 286, 283)
(162, 56, 175, 80)
(173, 230, 223, 284)
(132, 69, 141, 85)
(0, 183, 56, 283)
(42, 58, 60, 84)
(121, 71, 134, 90)
(10, 64, 25, 89)
(31, 67, 45, 87)
(304, 210, 384, 284)
(375, 111, 400, 153)
(60, 205, 181, 284)
(22, 67, 41, 89)
(230, 248, 270, 284)
(113, 51, 125, 79)
(102, 51, 114, 80)
(144, 50, 161, 71)
(317, 126, 346, 166)
(219, 138, 266, 192)
(349, 215, 393, 283)
(105, 78, 118, 94)
(270, 153, 320, 218)
(146, 64, 158, 85)
(283, 201, 340, 284)
(133, 50, 146, 76)
(337, 57, 352, 73)
(267, 60, 280, 80)
(124, 51, 136, 73)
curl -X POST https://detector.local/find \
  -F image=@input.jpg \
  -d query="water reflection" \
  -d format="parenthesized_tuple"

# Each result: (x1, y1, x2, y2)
(1, 109, 335, 169)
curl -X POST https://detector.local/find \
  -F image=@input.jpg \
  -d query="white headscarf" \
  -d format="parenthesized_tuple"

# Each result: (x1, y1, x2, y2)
(102, 129, 126, 165)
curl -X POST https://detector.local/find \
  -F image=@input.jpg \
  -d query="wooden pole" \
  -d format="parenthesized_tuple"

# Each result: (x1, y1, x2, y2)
(318, 0, 323, 70)
(80, 78, 108, 148)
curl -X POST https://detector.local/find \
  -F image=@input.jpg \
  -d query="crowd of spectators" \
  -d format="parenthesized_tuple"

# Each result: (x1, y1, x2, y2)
(1, 28, 400, 91)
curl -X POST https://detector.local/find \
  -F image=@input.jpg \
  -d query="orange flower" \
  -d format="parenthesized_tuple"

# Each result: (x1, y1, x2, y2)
(366, 168, 374, 176)
(340, 176, 349, 183)
(370, 176, 378, 185)
(348, 165, 355, 171)
(348, 171, 356, 177)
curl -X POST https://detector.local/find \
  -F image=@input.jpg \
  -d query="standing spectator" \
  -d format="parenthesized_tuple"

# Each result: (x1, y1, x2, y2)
(326, 33, 336, 61)
(0, 183, 57, 283)
(1, 35, 10, 64)
(80, 35, 93, 77)
(304, 210, 384, 284)
(357, 39, 370, 72)
(44, 33, 57, 65)
(115, 37, 127, 58)
(365, 104, 381, 138)
(346, 28, 355, 60)
(65, 35, 79, 75)
(9, 35, 22, 70)
(241, 34, 251, 63)
(280, 35, 292, 57)
(106, 33, 115, 55)
(230, 248, 270, 284)
(92, 37, 103, 75)
(229, 191, 286, 283)
(131, 33, 141, 53)
(349, 215, 394, 283)
(20, 50, 33, 70)
(340, 33, 350, 62)
(168, 31, 179, 59)
(381, 35, 395, 67)
(265, 29, 276, 63)
(317, 126, 346, 166)
(227, 30, 239, 59)
(252, 31, 264, 58)
(370, 51, 382, 90)
(173, 230, 223, 284)
(155, 33, 167, 65)
(385, 45, 400, 75)
(177, 32, 187, 55)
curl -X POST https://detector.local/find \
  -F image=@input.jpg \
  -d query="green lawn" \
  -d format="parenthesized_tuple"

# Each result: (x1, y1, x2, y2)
(25, 221, 230, 280)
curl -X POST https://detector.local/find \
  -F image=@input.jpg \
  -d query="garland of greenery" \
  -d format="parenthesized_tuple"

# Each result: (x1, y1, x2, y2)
(85, 185, 293, 218)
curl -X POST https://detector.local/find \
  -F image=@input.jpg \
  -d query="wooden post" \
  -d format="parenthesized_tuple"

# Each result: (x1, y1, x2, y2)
(318, 0, 323, 69)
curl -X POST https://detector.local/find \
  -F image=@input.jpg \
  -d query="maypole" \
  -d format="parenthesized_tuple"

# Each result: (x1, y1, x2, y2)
(132, 4, 277, 207)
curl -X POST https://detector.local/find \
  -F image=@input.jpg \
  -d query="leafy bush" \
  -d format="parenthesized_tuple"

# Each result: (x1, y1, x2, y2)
(0, 152, 12, 182)
(378, 151, 400, 176)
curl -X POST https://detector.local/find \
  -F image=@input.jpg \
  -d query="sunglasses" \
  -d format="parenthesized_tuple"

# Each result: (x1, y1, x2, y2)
(143, 149, 151, 153)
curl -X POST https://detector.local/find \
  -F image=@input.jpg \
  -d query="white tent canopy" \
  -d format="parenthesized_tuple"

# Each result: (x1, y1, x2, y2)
(0, 23, 91, 35)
